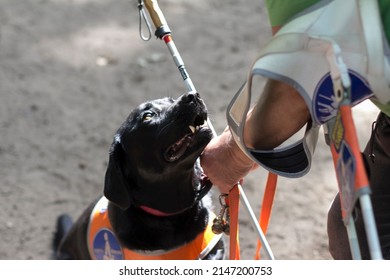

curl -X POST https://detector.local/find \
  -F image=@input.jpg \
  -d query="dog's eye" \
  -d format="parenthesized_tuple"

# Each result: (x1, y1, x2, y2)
(142, 111, 155, 121)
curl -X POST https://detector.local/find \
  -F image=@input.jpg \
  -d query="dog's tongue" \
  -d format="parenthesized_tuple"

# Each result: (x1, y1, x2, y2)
(164, 133, 193, 162)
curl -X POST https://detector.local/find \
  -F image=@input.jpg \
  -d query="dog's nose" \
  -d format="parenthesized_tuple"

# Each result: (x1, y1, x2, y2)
(181, 92, 201, 103)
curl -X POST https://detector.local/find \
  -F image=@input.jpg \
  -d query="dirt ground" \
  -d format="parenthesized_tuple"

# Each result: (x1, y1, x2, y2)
(0, 0, 380, 260)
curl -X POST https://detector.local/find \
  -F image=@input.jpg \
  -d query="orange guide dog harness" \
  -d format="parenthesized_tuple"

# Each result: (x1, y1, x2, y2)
(87, 196, 222, 260)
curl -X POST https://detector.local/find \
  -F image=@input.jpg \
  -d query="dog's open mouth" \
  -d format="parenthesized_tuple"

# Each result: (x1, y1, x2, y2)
(164, 115, 208, 162)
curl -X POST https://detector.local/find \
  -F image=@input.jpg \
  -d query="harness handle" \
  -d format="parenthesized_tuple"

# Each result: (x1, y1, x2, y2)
(227, 185, 241, 260)
(255, 172, 277, 259)
(226, 176, 277, 260)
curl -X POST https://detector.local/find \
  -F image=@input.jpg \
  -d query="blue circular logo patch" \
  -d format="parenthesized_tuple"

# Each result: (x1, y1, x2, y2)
(93, 228, 124, 260)
(313, 70, 372, 124)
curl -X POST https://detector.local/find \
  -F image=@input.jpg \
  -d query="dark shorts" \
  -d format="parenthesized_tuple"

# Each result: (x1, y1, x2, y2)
(328, 112, 390, 259)
(361, 112, 390, 259)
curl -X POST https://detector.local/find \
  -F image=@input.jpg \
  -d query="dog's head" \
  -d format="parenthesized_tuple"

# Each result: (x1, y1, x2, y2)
(104, 92, 213, 214)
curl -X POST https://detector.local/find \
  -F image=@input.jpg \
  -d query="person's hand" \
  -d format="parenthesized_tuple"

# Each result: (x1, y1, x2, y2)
(200, 126, 257, 194)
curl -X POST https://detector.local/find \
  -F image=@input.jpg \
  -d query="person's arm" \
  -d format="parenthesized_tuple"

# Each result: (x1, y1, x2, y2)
(201, 78, 310, 193)
(244, 79, 310, 150)
(200, 5, 312, 193)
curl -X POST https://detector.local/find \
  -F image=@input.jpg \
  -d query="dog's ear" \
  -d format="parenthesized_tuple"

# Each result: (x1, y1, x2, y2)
(104, 139, 131, 210)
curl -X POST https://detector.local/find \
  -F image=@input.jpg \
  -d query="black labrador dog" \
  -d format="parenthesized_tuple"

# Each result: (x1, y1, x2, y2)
(53, 92, 224, 260)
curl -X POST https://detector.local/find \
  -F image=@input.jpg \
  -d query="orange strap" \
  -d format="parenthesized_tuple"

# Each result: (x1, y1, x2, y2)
(227, 185, 240, 260)
(255, 172, 278, 260)
(227, 173, 277, 260)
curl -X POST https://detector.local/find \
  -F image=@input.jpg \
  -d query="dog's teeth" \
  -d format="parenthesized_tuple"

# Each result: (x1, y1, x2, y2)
(189, 125, 196, 134)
